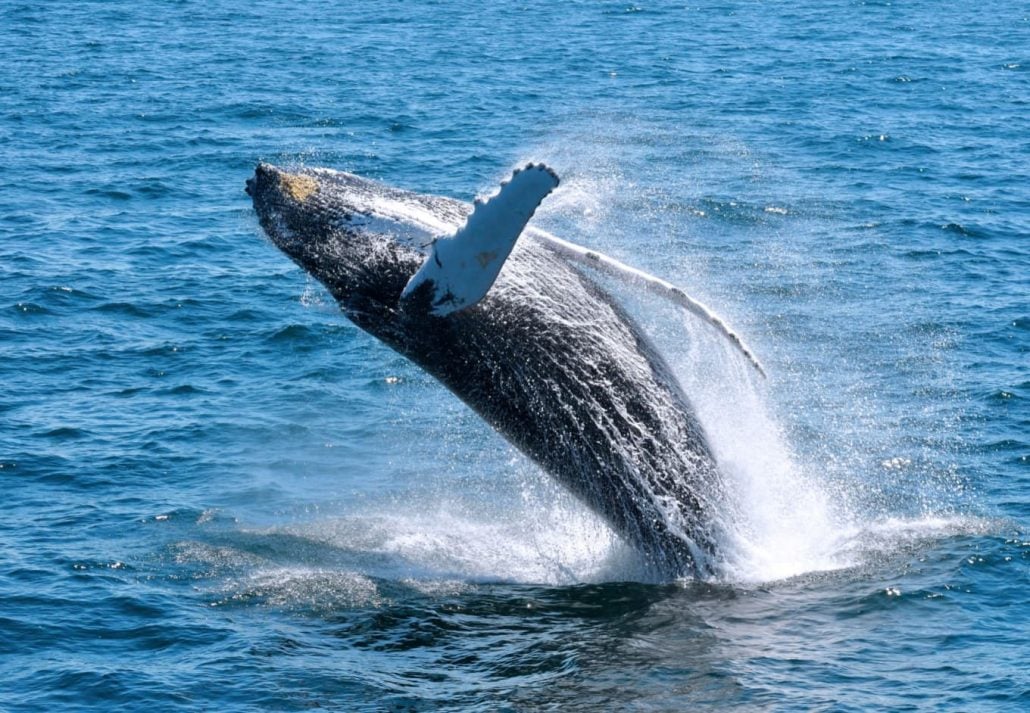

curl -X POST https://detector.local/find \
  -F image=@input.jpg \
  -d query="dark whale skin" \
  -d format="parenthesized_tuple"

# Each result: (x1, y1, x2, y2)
(247, 163, 725, 578)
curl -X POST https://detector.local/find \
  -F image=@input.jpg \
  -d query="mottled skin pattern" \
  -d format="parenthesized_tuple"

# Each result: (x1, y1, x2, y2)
(247, 163, 726, 578)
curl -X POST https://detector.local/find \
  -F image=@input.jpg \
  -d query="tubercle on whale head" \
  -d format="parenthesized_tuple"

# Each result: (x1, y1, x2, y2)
(246, 163, 329, 252)
(247, 162, 423, 314)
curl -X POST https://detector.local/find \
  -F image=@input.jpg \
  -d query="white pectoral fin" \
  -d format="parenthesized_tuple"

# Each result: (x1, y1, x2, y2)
(401, 163, 559, 315)
(537, 232, 767, 378)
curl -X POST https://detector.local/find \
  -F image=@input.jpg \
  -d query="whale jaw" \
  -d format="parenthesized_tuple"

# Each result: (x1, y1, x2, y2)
(246, 163, 330, 259)
(247, 164, 428, 314)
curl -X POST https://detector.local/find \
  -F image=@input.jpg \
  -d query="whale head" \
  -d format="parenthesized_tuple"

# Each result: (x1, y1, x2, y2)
(246, 163, 452, 317)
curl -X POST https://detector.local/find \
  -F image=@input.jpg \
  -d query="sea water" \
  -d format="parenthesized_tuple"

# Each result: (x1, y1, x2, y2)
(1, 1, 1027, 710)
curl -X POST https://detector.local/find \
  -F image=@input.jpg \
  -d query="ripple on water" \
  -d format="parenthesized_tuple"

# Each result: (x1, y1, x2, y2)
(10, 302, 53, 316)
(2, 0, 1028, 710)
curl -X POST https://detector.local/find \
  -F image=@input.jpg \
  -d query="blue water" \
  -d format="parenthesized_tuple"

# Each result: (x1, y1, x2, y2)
(2, 0, 1028, 709)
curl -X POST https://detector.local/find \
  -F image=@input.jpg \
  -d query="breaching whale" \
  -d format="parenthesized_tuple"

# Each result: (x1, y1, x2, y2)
(246, 162, 761, 578)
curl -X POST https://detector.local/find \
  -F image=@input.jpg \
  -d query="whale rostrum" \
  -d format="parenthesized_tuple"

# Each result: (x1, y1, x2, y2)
(247, 162, 758, 578)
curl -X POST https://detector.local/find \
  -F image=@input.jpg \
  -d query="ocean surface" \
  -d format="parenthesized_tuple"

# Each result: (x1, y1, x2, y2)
(2, 1, 1028, 710)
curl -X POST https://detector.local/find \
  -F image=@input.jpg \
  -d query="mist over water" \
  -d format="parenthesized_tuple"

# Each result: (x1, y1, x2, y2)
(3, 0, 1028, 710)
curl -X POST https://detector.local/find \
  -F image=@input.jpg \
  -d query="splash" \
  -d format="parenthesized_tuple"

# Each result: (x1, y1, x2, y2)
(185, 483, 650, 602)
(240, 146, 985, 593)
(530, 152, 984, 585)
(667, 322, 850, 582)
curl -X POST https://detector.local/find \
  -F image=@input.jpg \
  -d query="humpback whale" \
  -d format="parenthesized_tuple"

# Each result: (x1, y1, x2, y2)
(246, 162, 760, 578)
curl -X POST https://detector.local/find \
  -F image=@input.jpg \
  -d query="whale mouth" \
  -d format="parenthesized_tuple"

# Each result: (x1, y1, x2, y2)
(246, 162, 279, 198)
(246, 164, 301, 256)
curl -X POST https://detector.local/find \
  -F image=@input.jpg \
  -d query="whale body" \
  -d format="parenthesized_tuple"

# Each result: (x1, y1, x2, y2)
(246, 162, 729, 578)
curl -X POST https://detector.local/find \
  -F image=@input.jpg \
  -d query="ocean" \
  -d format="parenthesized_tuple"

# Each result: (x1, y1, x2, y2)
(1, 0, 1027, 710)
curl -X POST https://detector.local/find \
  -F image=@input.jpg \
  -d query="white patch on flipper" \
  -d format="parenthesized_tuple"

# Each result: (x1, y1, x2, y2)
(401, 163, 560, 315)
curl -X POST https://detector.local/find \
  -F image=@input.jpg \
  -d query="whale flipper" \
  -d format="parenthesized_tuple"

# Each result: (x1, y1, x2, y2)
(401, 163, 559, 315)
(533, 232, 767, 378)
